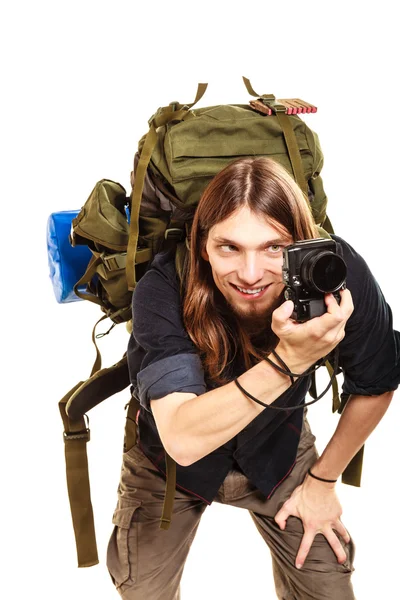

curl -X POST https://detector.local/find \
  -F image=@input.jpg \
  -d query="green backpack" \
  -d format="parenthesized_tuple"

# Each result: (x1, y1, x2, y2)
(59, 77, 362, 568)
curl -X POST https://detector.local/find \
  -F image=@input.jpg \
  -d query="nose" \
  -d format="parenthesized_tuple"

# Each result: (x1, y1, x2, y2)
(238, 252, 264, 286)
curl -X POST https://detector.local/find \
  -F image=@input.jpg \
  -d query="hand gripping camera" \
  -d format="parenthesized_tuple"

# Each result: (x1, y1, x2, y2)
(282, 238, 347, 322)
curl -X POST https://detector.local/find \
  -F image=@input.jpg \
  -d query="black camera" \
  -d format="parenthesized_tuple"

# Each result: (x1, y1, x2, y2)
(282, 238, 347, 322)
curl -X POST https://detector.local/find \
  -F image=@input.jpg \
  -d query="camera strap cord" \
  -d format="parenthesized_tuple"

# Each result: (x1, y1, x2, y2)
(234, 346, 340, 411)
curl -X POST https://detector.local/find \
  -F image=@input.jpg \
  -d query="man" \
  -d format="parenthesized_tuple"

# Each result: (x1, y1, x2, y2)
(107, 157, 399, 599)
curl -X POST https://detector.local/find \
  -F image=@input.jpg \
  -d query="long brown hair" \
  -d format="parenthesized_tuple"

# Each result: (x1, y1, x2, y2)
(182, 157, 318, 384)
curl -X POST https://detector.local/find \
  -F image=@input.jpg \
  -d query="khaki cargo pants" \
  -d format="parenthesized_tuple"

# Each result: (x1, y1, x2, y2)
(107, 419, 355, 599)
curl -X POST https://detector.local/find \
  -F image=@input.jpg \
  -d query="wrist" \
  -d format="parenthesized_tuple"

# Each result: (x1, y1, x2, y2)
(305, 474, 336, 492)
(274, 343, 315, 375)
(307, 467, 337, 485)
(306, 463, 339, 489)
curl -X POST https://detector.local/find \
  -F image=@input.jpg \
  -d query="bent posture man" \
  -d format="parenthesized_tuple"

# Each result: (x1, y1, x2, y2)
(107, 157, 399, 599)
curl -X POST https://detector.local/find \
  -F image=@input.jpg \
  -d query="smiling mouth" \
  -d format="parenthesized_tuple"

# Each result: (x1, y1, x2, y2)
(230, 283, 270, 297)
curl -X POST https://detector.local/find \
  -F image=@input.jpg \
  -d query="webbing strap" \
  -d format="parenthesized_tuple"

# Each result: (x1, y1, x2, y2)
(79, 306, 128, 379)
(338, 394, 364, 487)
(89, 314, 108, 376)
(322, 214, 335, 235)
(126, 84, 207, 291)
(309, 372, 318, 400)
(159, 452, 176, 530)
(124, 396, 141, 452)
(242, 77, 308, 197)
(187, 82, 208, 108)
(342, 445, 364, 487)
(73, 255, 103, 306)
(126, 122, 158, 291)
(308, 359, 340, 414)
(242, 76, 259, 97)
(126, 107, 194, 290)
(66, 354, 130, 420)
(325, 359, 340, 413)
(275, 112, 308, 197)
(59, 383, 98, 567)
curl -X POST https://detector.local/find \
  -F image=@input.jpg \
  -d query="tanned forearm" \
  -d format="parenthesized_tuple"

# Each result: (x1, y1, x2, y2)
(310, 391, 394, 481)
(170, 292, 354, 467)
(174, 346, 312, 466)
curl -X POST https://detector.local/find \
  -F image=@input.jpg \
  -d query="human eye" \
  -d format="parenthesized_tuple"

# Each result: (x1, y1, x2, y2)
(220, 244, 238, 253)
(268, 244, 283, 254)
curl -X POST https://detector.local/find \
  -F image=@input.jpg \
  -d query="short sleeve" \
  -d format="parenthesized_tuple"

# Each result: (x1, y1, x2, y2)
(127, 252, 206, 413)
(335, 236, 400, 396)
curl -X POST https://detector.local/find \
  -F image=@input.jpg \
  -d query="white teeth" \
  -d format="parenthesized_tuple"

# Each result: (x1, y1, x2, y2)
(236, 285, 266, 295)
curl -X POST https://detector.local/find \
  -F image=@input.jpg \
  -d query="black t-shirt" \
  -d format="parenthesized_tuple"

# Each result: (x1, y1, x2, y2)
(127, 235, 400, 504)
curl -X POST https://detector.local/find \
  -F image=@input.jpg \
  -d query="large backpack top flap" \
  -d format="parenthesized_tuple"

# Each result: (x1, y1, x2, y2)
(148, 104, 326, 227)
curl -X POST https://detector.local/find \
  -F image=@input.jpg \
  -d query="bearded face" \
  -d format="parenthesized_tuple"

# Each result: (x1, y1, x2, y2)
(202, 205, 292, 332)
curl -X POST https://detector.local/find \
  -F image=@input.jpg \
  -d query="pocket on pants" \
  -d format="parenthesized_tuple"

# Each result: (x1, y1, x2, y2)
(107, 500, 142, 588)
(124, 441, 150, 465)
(287, 516, 355, 574)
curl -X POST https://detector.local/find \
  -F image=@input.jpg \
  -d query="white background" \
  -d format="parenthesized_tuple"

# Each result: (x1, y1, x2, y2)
(2, 1, 399, 598)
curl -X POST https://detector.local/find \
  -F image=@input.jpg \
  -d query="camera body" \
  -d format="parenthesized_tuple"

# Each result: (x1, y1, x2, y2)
(282, 238, 347, 322)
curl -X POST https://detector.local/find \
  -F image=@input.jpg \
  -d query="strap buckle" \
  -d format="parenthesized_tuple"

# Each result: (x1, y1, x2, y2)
(101, 252, 127, 271)
(259, 94, 287, 114)
(250, 97, 317, 117)
(63, 428, 91, 443)
(148, 106, 163, 126)
(106, 305, 132, 324)
(164, 228, 184, 241)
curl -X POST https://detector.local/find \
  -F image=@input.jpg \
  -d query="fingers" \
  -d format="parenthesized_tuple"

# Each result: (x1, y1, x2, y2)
(274, 505, 290, 531)
(272, 300, 294, 328)
(325, 289, 354, 320)
(296, 523, 350, 570)
(311, 289, 353, 341)
(295, 529, 315, 569)
(272, 289, 354, 365)
(271, 301, 297, 338)
(323, 528, 348, 564)
(334, 520, 351, 544)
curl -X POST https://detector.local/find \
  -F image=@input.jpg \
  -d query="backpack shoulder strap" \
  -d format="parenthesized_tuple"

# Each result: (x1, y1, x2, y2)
(59, 354, 130, 567)
(126, 84, 208, 291)
(59, 382, 98, 567)
(126, 116, 180, 291)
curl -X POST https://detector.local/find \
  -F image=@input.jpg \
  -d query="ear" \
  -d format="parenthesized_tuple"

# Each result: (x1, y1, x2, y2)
(201, 242, 209, 262)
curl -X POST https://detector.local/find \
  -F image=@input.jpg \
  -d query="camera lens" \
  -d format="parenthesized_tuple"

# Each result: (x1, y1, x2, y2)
(302, 251, 347, 293)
